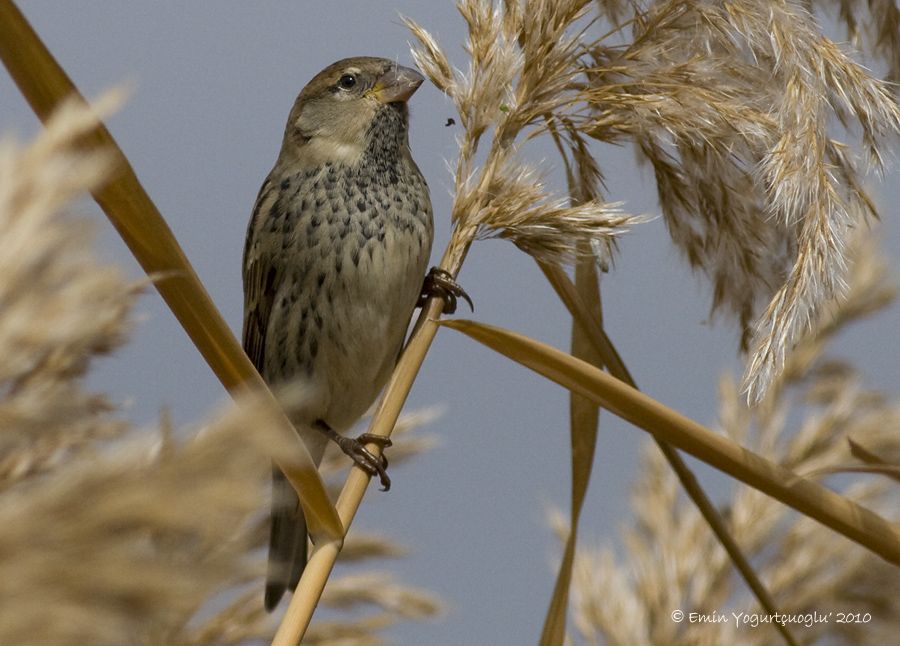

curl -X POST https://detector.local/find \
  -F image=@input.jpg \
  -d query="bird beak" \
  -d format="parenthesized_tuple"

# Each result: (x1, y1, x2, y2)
(369, 65, 424, 104)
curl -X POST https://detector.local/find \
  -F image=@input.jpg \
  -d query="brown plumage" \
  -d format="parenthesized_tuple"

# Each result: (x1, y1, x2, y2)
(242, 57, 432, 611)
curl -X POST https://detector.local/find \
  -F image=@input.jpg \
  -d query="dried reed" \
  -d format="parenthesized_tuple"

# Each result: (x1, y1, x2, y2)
(4, 1, 898, 643)
(562, 232, 900, 645)
(582, 0, 900, 401)
(0, 94, 270, 646)
(0, 92, 130, 487)
(406, 0, 639, 270)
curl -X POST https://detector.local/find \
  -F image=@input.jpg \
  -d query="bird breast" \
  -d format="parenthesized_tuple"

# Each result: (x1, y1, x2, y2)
(261, 153, 433, 431)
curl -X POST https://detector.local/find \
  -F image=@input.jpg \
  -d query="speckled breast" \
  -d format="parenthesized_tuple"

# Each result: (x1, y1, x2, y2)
(264, 154, 433, 430)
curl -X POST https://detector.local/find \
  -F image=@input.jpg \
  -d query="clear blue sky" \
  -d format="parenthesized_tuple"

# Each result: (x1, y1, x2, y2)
(3, 3, 898, 644)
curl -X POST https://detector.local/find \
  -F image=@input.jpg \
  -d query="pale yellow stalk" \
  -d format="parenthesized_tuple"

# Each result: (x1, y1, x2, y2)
(440, 317, 900, 566)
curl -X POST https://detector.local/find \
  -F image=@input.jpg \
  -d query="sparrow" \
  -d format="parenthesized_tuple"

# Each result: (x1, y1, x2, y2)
(243, 57, 466, 612)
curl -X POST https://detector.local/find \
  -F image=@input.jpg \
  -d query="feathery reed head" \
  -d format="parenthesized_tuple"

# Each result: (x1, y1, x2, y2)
(0, 92, 279, 645)
(406, 0, 640, 267)
(0, 91, 131, 487)
(412, 1, 900, 401)
(580, 0, 900, 401)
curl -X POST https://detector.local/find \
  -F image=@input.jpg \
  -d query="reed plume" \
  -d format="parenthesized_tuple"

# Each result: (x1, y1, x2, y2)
(583, 0, 900, 400)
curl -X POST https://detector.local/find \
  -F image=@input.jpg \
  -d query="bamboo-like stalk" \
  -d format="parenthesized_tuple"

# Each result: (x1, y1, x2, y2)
(538, 260, 797, 646)
(0, 0, 341, 542)
(539, 253, 601, 646)
(441, 318, 900, 566)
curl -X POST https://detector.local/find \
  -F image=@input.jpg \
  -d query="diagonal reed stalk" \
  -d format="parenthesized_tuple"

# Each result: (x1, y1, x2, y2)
(439, 317, 900, 565)
(0, 0, 342, 543)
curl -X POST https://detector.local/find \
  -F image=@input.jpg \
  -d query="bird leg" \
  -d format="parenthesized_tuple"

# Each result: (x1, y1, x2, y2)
(313, 420, 392, 491)
(419, 267, 473, 314)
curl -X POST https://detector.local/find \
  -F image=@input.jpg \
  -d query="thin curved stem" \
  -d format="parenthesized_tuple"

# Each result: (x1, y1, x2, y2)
(538, 260, 798, 646)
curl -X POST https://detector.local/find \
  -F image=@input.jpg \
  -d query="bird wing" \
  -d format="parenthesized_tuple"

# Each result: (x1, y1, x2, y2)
(242, 178, 278, 373)
(243, 176, 311, 611)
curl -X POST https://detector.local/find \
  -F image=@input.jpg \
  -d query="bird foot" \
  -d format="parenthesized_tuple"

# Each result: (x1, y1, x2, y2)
(315, 421, 392, 490)
(419, 267, 473, 314)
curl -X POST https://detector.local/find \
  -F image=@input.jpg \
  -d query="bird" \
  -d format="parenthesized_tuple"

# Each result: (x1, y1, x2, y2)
(242, 56, 466, 612)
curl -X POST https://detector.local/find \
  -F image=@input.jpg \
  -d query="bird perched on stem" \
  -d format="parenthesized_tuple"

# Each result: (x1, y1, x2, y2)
(242, 57, 466, 612)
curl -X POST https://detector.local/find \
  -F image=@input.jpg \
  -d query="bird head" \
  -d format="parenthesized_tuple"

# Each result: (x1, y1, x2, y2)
(279, 57, 425, 168)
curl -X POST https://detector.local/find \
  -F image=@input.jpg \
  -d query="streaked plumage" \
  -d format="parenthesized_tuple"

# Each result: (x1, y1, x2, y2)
(242, 57, 432, 611)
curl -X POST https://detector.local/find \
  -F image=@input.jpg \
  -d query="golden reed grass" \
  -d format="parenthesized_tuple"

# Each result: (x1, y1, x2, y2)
(3, 1, 898, 643)
(409, 2, 898, 644)
(558, 233, 900, 645)
(580, 0, 900, 401)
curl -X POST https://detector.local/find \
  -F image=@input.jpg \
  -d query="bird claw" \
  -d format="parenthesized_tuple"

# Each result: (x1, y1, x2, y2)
(314, 421, 392, 490)
(419, 267, 473, 314)
(337, 433, 392, 491)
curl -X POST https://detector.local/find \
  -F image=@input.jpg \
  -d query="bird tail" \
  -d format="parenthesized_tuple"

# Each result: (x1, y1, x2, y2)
(264, 464, 308, 612)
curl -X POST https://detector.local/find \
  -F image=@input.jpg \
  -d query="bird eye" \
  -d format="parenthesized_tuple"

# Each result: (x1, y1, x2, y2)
(338, 74, 357, 90)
